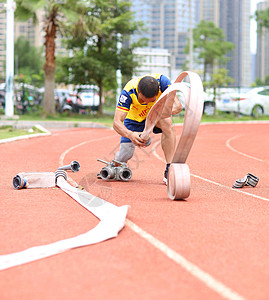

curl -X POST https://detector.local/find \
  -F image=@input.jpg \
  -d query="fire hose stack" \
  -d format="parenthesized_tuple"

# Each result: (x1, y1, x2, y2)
(12, 161, 80, 190)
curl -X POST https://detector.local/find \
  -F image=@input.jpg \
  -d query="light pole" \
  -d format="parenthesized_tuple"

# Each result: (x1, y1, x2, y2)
(5, 0, 15, 117)
(116, 33, 122, 107)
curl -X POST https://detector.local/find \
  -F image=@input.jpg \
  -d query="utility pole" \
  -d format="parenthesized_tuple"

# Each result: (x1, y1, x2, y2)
(116, 33, 122, 107)
(5, 0, 15, 117)
(188, 0, 193, 71)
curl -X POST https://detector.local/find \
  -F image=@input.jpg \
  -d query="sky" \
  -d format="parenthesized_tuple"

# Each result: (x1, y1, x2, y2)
(250, 0, 263, 54)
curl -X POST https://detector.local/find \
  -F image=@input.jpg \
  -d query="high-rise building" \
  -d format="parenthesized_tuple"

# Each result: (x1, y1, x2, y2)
(131, 0, 197, 71)
(132, 0, 252, 87)
(199, 0, 251, 87)
(256, 0, 269, 81)
(0, 2, 7, 81)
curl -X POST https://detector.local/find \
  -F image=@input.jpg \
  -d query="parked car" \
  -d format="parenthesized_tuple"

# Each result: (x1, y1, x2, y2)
(216, 86, 269, 117)
(75, 86, 100, 111)
(54, 89, 76, 112)
(176, 83, 215, 115)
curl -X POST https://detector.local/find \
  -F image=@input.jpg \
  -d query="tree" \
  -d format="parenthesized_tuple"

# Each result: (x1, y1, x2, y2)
(186, 20, 234, 82)
(254, 75, 269, 87)
(15, 0, 87, 115)
(57, 0, 147, 115)
(14, 36, 44, 86)
(209, 68, 234, 115)
(256, 7, 269, 31)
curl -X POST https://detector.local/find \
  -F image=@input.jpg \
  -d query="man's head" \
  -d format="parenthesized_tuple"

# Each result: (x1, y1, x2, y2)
(137, 76, 159, 104)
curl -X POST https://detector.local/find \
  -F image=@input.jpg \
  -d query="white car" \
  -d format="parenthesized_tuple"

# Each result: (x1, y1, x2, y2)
(177, 84, 215, 115)
(216, 86, 269, 117)
(76, 86, 100, 111)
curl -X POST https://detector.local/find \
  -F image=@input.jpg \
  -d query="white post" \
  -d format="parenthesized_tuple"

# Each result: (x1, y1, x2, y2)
(116, 34, 122, 107)
(188, 0, 193, 71)
(5, 0, 15, 117)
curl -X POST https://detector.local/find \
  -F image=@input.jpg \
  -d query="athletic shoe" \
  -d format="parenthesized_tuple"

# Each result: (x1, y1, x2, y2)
(163, 163, 170, 185)
(163, 169, 168, 185)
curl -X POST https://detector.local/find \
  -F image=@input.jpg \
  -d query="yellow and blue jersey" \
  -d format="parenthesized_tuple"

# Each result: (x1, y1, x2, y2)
(116, 73, 171, 143)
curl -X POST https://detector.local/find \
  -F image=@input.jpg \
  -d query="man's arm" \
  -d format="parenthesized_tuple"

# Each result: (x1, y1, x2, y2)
(113, 110, 147, 146)
(159, 75, 183, 115)
(172, 95, 183, 115)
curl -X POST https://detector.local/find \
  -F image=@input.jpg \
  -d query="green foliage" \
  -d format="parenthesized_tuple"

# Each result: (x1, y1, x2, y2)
(56, 0, 146, 114)
(208, 68, 234, 115)
(253, 75, 269, 86)
(14, 0, 88, 115)
(255, 7, 269, 33)
(209, 68, 234, 88)
(186, 20, 234, 81)
(14, 37, 44, 86)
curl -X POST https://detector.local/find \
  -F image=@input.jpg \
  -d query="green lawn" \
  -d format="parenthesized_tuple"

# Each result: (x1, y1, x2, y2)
(0, 125, 44, 140)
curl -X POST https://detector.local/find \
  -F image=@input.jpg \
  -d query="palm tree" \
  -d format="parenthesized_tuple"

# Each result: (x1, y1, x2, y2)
(15, 0, 87, 114)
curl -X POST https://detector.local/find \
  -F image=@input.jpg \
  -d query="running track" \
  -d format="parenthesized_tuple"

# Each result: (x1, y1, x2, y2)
(0, 121, 268, 300)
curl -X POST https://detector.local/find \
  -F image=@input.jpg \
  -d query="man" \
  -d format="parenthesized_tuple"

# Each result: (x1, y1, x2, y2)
(101, 73, 182, 183)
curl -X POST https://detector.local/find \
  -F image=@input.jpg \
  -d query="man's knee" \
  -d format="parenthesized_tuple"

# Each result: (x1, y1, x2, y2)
(157, 117, 173, 134)
(115, 143, 135, 162)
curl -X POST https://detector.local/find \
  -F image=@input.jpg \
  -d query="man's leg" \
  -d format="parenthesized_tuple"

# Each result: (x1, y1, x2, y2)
(156, 117, 176, 163)
(115, 142, 135, 163)
(155, 117, 176, 183)
(97, 142, 135, 178)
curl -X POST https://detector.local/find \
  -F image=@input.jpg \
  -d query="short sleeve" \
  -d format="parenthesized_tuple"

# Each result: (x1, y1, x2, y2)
(116, 90, 132, 112)
(159, 75, 171, 93)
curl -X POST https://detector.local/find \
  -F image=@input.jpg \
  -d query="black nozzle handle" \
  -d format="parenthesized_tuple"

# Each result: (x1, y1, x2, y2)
(58, 160, 80, 172)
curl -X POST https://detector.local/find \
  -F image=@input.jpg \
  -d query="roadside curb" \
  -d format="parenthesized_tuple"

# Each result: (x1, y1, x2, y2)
(0, 120, 109, 130)
(0, 120, 109, 144)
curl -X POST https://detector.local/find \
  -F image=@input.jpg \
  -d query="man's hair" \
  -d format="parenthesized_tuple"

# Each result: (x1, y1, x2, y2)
(137, 76, 159, 98)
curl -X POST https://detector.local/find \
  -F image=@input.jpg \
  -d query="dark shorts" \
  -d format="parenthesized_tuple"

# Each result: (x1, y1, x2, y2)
(121, 119, 162, 143)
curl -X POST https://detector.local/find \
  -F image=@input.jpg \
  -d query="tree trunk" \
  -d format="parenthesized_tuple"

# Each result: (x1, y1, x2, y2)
(42, 16, 56, 115)
(43, 70, 55, 115)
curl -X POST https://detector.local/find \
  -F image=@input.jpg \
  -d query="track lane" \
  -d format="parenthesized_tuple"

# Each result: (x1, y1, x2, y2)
(0, 122, 269, 300)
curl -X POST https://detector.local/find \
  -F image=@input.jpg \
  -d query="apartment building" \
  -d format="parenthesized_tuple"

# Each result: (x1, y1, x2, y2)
(256, 0, 269, 81)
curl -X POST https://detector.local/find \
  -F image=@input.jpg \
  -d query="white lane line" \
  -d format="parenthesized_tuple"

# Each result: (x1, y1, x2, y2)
(126, 219, 246, 300)
(152, 136, 269, 202)
(191, 174, 269, 202)
(60, 137, 246, 300)
(59, 135, 116, 165)
(226, 135, 268, 164)
(59, 135, 116, 186)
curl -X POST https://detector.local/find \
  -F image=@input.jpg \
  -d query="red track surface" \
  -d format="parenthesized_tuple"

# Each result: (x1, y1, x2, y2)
(0, 122, 268, 300)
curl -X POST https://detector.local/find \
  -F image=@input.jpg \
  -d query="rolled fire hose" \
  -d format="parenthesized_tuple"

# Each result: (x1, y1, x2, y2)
(140, 71, 204, 200)
(12, 161, 76, 189)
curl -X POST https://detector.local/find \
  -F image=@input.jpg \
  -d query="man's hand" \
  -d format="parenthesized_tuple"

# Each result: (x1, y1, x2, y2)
(128, 131, 148, 147)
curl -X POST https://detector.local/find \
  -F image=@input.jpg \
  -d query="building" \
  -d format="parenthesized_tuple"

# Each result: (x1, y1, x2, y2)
(199, 0, 252, 87)
(132, 0, 252, 87)
(256, 0, 269, 82)
(133, 47, 171, 78)
(0, 2, 7, 82)
(131, 0, 197, 71)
